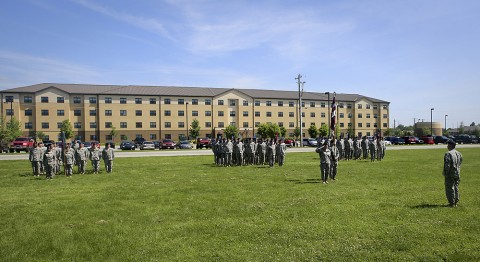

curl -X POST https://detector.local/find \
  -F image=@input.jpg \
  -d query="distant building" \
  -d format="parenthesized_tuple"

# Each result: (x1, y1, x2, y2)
(1, 83, 390, 142)
(415, 122, 443, 136)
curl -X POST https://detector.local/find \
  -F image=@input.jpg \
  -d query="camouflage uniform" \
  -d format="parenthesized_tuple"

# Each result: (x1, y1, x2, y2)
(234, 139, 244, 166)
(54, 144, 63, 174)
(249, 140, 256, 165)
(277, 140, 287, 167)
(29, 143, 42, 176)
(90, 145, 101, 174)
(266, 140, 276, 168)
(64, 145, 75, 176)
(330, 142, 339, 180)
(39, 143, 46, 174)
(344, 138, 351, 160)
(336, 138, 344, 160)
(361, 137, 369, 159)
(102, 144, 115, 173)
(76, 144, 88, 174)
(43, 147, 56, 179)
(369, 138, 377, 162)
(443, 141, 463, 207)
(316, 144, 331, 184)
(225, 139, 233, 167)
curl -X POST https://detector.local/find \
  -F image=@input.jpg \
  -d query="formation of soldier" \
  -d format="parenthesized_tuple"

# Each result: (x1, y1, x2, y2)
(211, 138, 287, 168)
(28, 141, 115, 179)
(334, 136, 387, 162)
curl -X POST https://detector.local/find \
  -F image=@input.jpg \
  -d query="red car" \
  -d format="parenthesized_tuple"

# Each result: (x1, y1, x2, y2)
(196, 138, 211, 149)
(284, 139, 295, 147)
(10, 137, 34, 153)
(161, 139, 176, 149)
(403, 136, 416, 144)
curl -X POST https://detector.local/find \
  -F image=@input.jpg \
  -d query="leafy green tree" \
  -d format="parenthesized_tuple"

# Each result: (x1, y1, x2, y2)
(347, 125, 355, 138)
(472, 128, 480, 137)
(266, 123, 281, 139)
(458, 122, 465, 134)
(5, 117, 22, 142)
(257, 123, 269, 139)
(109, 126, 118, 142)
(60, 119, 74, 141)
(224, 125, 239, 139)
(318, 124, 328, 138)
(293, 126, 301, 139)
(35, 131, 46, 141)
(189, 119, 200, 139)
(335, 124, 341, 139)
(279, 126, 287, 138)
(308, 124, 318, 138)
(383, 128, 391, 137)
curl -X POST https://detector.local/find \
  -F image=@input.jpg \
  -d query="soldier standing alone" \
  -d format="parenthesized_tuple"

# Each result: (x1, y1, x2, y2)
(316, 141, 331, 184)
(443, 139, 463, 207)
(102, 143, 115, 173)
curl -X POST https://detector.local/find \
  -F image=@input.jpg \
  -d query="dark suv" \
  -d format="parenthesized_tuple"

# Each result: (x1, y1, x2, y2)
(403, 136, 416, 144)
(434, 136, 449, 144)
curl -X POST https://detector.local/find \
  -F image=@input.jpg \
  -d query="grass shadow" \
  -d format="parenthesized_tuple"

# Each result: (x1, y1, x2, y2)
(411, 204, 447, 209)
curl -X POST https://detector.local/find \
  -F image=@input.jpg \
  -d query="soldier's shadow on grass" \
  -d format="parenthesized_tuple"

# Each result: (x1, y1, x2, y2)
(285, 178, 322, 184)
(411, 204, 446, 209)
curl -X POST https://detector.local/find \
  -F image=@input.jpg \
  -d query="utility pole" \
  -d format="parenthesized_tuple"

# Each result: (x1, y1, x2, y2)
(295, 74, 305, 146)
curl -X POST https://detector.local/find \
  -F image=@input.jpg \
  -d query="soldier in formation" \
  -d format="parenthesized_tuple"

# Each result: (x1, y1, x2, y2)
(29, 142, 42, 176)
(90, 143, 102, 174)
(102, 143, 115, 173)
(43, 144, 56, 180)
(64, 143, 76, 177)
(75, 143, 89, 174)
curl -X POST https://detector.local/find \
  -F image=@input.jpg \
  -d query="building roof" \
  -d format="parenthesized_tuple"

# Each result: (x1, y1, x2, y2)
(1, 83, 389, 103)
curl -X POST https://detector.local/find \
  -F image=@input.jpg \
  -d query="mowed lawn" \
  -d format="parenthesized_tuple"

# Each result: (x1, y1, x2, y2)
(0, 148, 479, 261)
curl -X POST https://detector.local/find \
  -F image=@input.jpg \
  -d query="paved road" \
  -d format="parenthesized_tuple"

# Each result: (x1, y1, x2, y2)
(1, 144, 479, 161)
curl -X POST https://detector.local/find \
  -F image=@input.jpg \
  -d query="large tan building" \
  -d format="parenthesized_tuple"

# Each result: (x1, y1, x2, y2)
(1, 83, 390, 142)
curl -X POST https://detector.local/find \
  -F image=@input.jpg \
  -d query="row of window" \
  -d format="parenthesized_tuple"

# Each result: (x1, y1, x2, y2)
(13, 96, 389, 109)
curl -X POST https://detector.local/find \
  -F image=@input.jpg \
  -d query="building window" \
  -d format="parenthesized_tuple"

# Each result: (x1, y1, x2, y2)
(255, 111, 260, 117)
(218, 111, 224, 117)
(310, 102, 315, 107)
(374, 123, 378, 128)
(57, 110, 64, 116)
(42, 122, 49, 129)
(120, 98, 127, 104)
(90, 110, 96, 116)
(5, 108, 14, 116)
(164, 98, 171, 104)
(218, 100, 224, 105)
(150, 98, 157, 104)
(230, 122, 236, 127)
(192, 111, 198, 117)
(347, 104, 352, 109)
(25, 122, 33, 129)
(229, 99, 236, 106)
(41, 97, 49, 103)
(136, 122, 143, 128)
(105, 110, 112, 116)
(358, 104, 362, 109)
(266, 101, 272, 106)
(289, 122, 295, 128)
(301, 101, 305, 107)
(243, 122, 249, 128)
(373, 114, 378, 119)
(243, 100, 248, 106)
(136, 110, 143, 116)
(366, 113, 371, 118)
(340, 113, 344, 118)
(90, 122, 97, 128)
(218, 122, 224, 128)
(57, 122, 62, 129)
(366, 104, 371, 109)
(348, 113, 352, 118)
(89, 97, 97, 104)
(120, 134, 128, 140)
(302, 122, 305, 128)
(24, 96, 33, 103)
(164, 122, 171, 128)
(255, 122, 260, 128)
(205, 122, 212, 128)
(383, 105, 388, 109)
(288, 112, 294, 117)
(310, 122, 315, 126)
(41, 110, 49, 116)
(348, 123, 352, 127)
(278, 112, 284, 117)
(358, 113, 363, 118)
(255, 100, 260, 106)
(278, 122, 283, 127)
(321, 102, 326, 108)
(105, 122, 112, 128)
(120, 122, 127, 128)
(358, 123, 363, 128)
(164, 134, 172, 139)
(74, 110, 81, 116)
(243, 111, 249, 117)
(150, 110, 156, 116)
(277, 101, 283, 107)
(178, 122, 185, 128)
(289, 101, 294, 107)
(339, 103, 344, 108)
(135, 98, 142, 104)
(383, 123, 388, 128)
(73, 97, 81, 104)
(164, 110, 171, 116)
(310, 112, 315, 117)
(57, 97, 64, 103)
(25, 109, 32, 116)
(74, 122, 82, 128)
(178, 99, 184, 105)
(178, 110, 184, 117)
(366, 123, 371, 128)
(383, 114, 387, 119)
(150, 134, 157, 140)
(192, 99, 198, 105)
(120, 110, 127, 116)
(266, 112, 272, 117)
(321, 112, 326, 118)
(373, 104, 378, 110)
(105, 97, 112, 104)
(205, 111, 212, 117)
(205, 99, 211, 105)
(230, 111, 236, 117)
(340, 123, 345, 128)
(150, 122, 157, 128)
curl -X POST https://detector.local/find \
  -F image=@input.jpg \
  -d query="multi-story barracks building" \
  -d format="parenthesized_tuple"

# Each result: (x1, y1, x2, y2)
(1, 83, 390, 142)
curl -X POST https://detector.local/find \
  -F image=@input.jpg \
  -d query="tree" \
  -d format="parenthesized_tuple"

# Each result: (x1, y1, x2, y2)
(293, 126, 301, 139)
(35, 131, 46, 141)
(266, 123, 281, 139)
(109, 126, 118, 142)
(257, 123, 269, 139)
(60, 119, 74, 141)
(470, 122, 476, 127)
(279, 126, 287, 138)
(5, 117, 22, 142)
(308, 124, 318, 138)
(318, 124, 328, 138)
(224, 125, 239, 139)
(335, 124, 341, 138)
(458, 122, 465, 134)
(383, 128, 391, 137)
(347, 125, 355, 138)
(189, 119, 200, 139)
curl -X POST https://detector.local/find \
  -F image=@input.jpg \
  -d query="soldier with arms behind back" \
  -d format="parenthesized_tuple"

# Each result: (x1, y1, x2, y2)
(443, 139, 463, 207)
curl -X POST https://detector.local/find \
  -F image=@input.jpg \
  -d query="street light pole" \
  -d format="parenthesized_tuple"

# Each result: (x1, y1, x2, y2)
(325, 92, 330, 138)
(295, 74, 305, 146)
(186, 102, 189, 140)
(444, 114, 448, 135)
(430, 108, 434, 136)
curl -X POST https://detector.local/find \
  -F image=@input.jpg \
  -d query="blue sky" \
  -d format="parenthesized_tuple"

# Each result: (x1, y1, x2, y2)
(1, 0, 479, 129)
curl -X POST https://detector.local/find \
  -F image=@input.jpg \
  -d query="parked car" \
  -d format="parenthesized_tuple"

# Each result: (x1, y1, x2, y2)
(196, 138, 211, 149)
(10, 137, 34, 152)
(383, 140, 392, 146)
(140, 141, 155, 150)
(403, 136, 416, 144)
(455, 134, 477, 144)
(391, 137, 405, 145)
(153, 140, 161, 149)
(105, 141, 115, 149)
(413, 137, 424, 144)
(302, 138, 318, 147)
(133, 137, 145, 148)
(284, 139, 295, 147)
(82, 141, 92, 148)
(177, 140, 193, 149)
(434, 136, 449, 144)
(120, 141, 136, 150)
(42, 140, 55, 148)
(161, 139, 176, 149)
(421, 136, 434, 144)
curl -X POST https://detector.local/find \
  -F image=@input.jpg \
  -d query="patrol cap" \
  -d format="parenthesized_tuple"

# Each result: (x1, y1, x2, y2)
(447, 139, 455, 145)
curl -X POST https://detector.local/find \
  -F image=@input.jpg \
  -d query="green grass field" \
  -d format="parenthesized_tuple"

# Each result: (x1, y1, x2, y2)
(1, 148, 479, 261)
